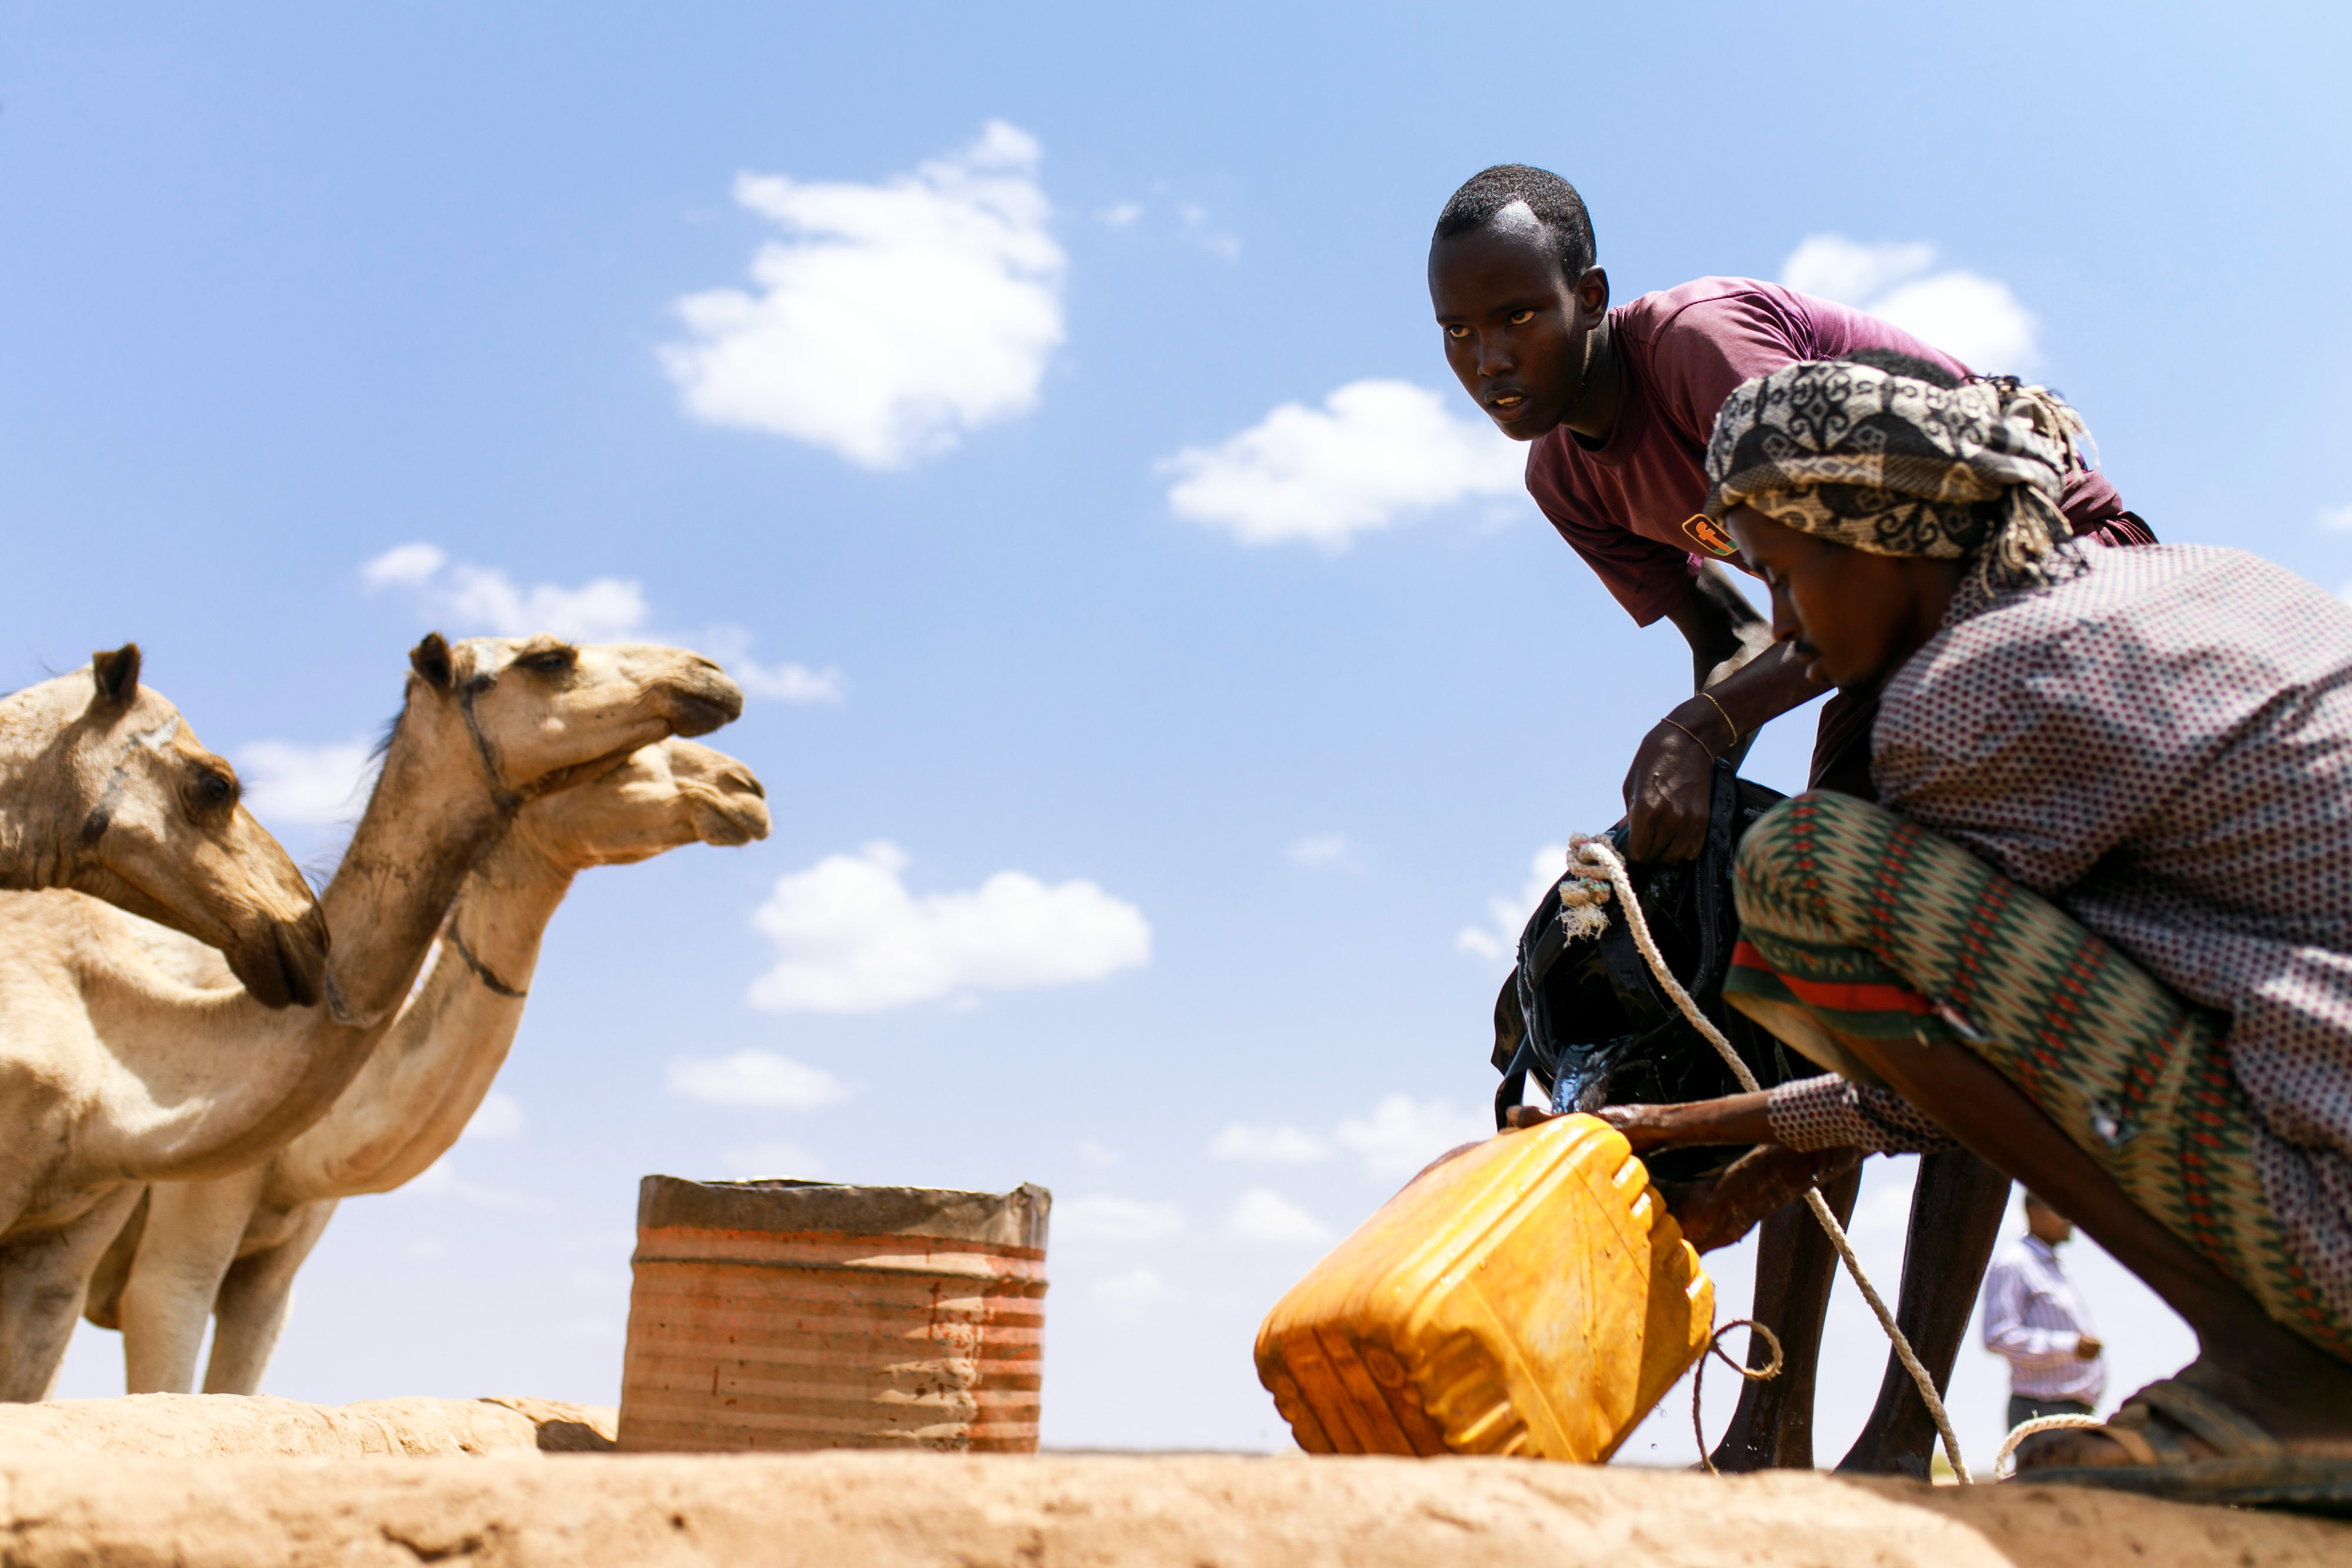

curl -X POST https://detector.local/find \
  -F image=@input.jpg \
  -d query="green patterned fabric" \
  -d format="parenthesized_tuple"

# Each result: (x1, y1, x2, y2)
(1723, 790, 2352, 1366)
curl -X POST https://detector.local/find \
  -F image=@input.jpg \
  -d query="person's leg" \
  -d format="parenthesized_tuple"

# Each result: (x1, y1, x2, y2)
(1815, 1012, 2352, 1460)
(1726, 792, 2352, 1462)
(1705, 1164, 1860, 1472)
(1836, 1149, 2011, 1477)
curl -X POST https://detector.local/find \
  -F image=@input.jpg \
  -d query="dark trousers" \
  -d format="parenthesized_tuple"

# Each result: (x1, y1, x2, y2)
(2007, 1393, 2094, 1430)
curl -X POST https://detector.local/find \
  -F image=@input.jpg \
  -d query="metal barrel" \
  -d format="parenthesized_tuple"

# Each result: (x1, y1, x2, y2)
(617, 1176, 1050, 1454)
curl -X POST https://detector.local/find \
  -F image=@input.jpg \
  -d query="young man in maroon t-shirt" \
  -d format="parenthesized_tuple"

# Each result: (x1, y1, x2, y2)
(1426, 163, 2154, 1476)
(1426, 165, 2151, 860)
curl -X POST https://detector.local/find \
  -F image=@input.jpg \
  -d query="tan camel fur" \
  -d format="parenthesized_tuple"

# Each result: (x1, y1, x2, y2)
(0, 646, 326, 1009)
(94, 738, 770, 1393)
(0, 633, 742, 1401)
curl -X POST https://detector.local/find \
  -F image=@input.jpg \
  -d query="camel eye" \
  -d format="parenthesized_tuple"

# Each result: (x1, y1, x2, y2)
(196, 771, 235, 808)
(516, 646, 577, 674)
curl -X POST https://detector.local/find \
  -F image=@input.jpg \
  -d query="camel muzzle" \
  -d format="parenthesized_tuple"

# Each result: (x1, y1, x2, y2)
(228, 907, 330, 1011)
(664, 681, 744, 739)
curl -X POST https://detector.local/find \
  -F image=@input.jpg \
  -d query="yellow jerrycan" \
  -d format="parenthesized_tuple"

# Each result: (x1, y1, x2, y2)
(1255, 1114, 1712, 1462)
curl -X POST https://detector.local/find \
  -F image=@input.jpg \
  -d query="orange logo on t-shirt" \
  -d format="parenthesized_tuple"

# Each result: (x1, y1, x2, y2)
(1682, 513, 1739, 557)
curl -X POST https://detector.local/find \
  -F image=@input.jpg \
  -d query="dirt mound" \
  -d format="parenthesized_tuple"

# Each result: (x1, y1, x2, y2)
(0, 1449, 2338, 1566)
(0, 1394, 614, 1457)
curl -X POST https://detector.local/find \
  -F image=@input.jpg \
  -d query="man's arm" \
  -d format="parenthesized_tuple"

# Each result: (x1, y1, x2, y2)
(1980, 1265, 2082, 1366)
(1622, 566, 1826, 861)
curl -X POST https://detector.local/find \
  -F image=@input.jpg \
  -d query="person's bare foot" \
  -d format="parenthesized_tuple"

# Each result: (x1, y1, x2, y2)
(2016, 1351, 2352, 1470)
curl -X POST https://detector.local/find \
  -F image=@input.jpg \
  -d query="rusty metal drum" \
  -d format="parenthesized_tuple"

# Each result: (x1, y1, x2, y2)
(616, 1176, 1050, 1454)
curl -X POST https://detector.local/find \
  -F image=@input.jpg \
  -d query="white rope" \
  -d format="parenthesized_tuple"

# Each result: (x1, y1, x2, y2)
(1994, 1413, 2104, 1477)
(1571, 838, 1977, 1485)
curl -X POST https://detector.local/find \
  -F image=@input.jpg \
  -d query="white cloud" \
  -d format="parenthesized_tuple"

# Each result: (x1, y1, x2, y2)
(360, 541, 447, 589)
(1209, 1122, 1332, 1164)
(1076, 1137, 1122, 1167)
(747, 841, 1150, 1013)
(665, 1048, 849, 1109)
(1779, 234, 2040, 375)
(1175, 202, 1240, 260)
(234, 738, 378, 830)
(363, 543, 841, 704)
(661, 120, 1065, 470)
(1220, 1188, 1334, 1248)
(362, 541, 649, 641)
(1089, 1266, 1168, 1313)
(1056, 1194, 1185, 1244)
(1779, 236, 1936, 306)
(1160, 379, 1524, 551)
(1096, 202, 1142, 229)
(2319, 504, 2352, 534)
(720, 1140, 827, 1179)
(460, 1091, 526, 1142)
(733, 659, 846, 705)
(1456, 844, 1567, 964)
(1332, 1094, 1491, 1179)
(1285, 834, 1351, 868)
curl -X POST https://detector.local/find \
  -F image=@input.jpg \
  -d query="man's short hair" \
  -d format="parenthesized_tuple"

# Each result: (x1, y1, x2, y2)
(1434, 165, 1596, 282)
(2024, 1190, 2059, 1212)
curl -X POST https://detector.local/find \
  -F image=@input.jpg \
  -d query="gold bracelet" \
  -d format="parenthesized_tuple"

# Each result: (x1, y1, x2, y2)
(1662, 717, 1716, 760)
(1697, 688, 1741, 748)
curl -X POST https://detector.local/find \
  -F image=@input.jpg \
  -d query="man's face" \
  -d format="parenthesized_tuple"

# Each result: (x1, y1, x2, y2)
(1723, 504, 1932, 693)
(2026, 1202, 2075, 1245)
(1428, 215, 1601, 441)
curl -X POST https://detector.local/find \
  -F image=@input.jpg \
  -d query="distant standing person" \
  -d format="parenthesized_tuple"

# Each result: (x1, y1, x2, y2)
(1983, 1193, 2105, 1432)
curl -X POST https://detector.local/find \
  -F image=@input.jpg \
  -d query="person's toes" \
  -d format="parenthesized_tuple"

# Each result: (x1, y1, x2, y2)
(2014, 1428, 2118, 1470)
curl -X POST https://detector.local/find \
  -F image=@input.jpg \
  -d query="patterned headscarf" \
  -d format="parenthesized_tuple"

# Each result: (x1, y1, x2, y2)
(1702, 360, 2090, 598)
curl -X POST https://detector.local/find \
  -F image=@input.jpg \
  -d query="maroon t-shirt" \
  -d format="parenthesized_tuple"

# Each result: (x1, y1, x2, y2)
(1524, 276, 2153, 798)
(1524, 277, 2142, 626)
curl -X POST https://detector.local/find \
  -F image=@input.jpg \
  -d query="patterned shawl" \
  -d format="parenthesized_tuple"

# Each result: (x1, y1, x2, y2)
(1702, 360, 2089, 597)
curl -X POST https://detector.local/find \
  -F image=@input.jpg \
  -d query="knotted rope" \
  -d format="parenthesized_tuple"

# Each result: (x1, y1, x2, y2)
(1571, 838, 1976, 1484)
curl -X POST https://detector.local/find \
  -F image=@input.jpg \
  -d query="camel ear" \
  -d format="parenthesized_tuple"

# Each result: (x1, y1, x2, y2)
(91, 644, 141, 704)
(409, 633, 454, 690)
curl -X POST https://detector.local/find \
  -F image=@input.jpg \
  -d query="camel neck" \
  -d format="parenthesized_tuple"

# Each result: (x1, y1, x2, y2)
(276, 841, 577, 1201)
(320, 710, 512, 1029)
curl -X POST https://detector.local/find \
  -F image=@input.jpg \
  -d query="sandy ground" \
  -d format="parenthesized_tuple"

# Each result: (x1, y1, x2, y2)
(0, 1396, 2339, 1566)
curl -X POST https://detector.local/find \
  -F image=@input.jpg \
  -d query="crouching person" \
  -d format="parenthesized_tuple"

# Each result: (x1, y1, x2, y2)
(1598, 357, 2352, 1505)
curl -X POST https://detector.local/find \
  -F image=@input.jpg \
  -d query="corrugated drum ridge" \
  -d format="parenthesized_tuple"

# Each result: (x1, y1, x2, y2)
(619, 1177, 1050, 1455)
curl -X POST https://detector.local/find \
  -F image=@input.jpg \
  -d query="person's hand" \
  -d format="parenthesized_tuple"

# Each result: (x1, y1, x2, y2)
(1622, 717, 1716, 862)
(2075, 1335, 2103, 1360)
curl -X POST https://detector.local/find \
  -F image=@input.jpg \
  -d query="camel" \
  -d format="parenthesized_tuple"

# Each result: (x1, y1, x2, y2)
(0, 646, 326, 1008)
(88, 738, 770, 1394)
(0, 631, 743, 1400)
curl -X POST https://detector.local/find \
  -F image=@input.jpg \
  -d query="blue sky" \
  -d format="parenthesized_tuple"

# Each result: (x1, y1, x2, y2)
(8, 1, 2349, 1464)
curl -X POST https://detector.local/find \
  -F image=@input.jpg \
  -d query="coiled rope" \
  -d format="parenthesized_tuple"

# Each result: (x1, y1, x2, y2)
(1571, 838, 1976, 1484)
(1994, 1413, 2104, 1477)
(1693, 1319, 1785, 1476)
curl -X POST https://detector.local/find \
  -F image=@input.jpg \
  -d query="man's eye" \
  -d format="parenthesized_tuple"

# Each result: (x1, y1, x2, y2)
(1445, 324, 1469, 339)
(1508, 309, 1536, 325)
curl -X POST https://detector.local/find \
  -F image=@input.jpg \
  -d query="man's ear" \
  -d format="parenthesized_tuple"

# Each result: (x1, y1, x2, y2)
(409, 633, 455, 690)
(91, 644, 141, 705)
(1576, 265, 1611, 319)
